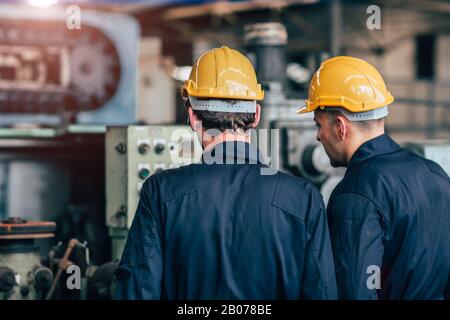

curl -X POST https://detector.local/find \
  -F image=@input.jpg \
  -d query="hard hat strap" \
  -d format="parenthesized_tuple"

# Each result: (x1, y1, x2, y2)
(188, 96, 257, 113)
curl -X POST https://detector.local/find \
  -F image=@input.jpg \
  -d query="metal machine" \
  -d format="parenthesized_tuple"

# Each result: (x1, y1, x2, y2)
(0, 5, 142, 299)
(106, 125, 202, 260)
(0, 217, 54, 300)
(0, 216, 121, 300)
(0, 4, 140, 126)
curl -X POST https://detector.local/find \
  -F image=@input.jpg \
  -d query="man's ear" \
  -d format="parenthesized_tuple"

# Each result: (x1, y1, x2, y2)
(335, 114, 348, 141)
(251, 104, 261, 128)
(187, 107, 200, 132)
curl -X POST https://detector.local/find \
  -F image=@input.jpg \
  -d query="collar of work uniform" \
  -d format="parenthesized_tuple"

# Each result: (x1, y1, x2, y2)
(349, 134, 401, 169)
(201, 141, 267, 165)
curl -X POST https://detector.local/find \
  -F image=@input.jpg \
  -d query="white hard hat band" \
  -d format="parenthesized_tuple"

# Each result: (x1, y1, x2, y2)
(327, 106, 389, 121)
(188, 96, 257, 113)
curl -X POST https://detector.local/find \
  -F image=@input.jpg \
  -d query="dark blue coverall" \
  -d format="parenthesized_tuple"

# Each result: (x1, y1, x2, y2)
(327, 134, 450, 299)
(115, 141, 337, 299)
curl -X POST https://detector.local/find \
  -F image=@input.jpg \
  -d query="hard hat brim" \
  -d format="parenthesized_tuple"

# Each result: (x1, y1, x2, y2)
(296, 96, 394, 114)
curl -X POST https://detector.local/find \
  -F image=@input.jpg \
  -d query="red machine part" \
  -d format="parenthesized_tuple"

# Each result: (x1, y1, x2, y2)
(0, 217, 56, 239)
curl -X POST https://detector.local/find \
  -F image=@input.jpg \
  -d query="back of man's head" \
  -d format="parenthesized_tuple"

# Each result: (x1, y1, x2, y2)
(319, 107, 386, 134)
(181, 46, 264, 138)
(185, 99, 257, 133)
(299, 56, 394, 167)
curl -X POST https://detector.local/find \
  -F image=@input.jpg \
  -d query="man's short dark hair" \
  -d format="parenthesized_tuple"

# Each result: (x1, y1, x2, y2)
(316, 108, 384, 130)
(186, 99, 256, 132)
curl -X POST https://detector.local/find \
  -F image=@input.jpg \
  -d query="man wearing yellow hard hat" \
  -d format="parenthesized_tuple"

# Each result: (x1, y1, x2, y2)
(299, 56, 450, 299)
(115, 46, 337, 299)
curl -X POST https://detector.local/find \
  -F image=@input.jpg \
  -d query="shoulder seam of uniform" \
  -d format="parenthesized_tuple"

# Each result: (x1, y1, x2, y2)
(331, 191, 388, 228)
(163, 190, 197, 203)
(351, 148, 401, 168)
(332, 191, 383, 213)
(146, 165, 196, 203)
(424, 159, 450, 182)
(161, 165, 197, 202)
(271, 173, 306, 222)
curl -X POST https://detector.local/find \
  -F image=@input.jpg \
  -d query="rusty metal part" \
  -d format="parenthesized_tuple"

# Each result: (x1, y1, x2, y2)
(0, 234, 55, 240)
(0, 218, 56, 240)
(45, 239, 79, 300)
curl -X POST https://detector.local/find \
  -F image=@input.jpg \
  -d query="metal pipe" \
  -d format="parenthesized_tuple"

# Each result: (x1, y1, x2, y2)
(244, 22, 288, 87)
(45, 238, 78, 300)
(330, 0, 343, 56)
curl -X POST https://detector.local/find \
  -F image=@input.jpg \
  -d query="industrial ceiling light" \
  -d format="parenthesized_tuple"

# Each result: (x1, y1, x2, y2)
(27, 0, 59, 8)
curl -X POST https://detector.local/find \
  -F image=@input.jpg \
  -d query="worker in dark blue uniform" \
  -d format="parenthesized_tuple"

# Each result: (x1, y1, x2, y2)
(298, 56, 450, 299)
(114, 47, 337, 299)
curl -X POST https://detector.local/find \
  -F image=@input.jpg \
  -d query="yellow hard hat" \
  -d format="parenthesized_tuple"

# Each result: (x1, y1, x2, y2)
(181, 46, 264, 101)
(297, 56, 394, 114)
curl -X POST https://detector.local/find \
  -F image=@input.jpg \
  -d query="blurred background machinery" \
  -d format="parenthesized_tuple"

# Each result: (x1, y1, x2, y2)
(0, 0, 448, 299)
(0, 217, 130, 300)
(0, 3, 139, 126)
(0, 3, 143, 300)
(0, 217, 54, 300)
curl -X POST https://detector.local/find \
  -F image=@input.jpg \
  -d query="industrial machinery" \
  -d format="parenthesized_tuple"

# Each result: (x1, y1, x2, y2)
(0, 4, 140, 126)
(0, 127, 108, 261)
(46, 238, 118, 300)
(0, 4, 192, 299)
(106, 125, 202, 260)
(0, 216, 121, 300)
(0, 217, 54, 300)
(0, 5, 144, 299)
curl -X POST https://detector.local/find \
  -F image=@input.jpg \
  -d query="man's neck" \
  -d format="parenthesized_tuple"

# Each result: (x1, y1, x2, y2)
(345, 129, 385, 165)
(202, 130, 250, 152)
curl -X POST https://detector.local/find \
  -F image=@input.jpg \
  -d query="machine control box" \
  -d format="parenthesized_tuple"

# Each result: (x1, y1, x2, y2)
(106, 125, 202, 260)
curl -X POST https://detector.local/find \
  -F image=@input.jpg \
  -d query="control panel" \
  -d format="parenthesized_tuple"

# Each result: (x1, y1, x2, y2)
(105, 125, 202, 260)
